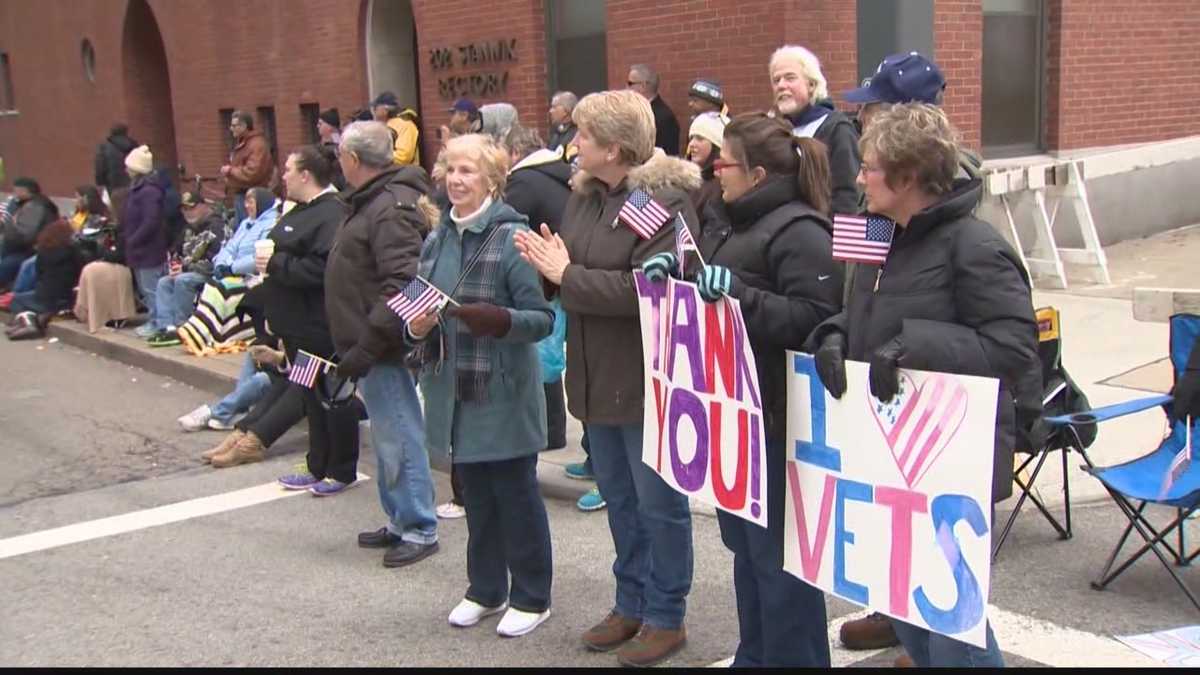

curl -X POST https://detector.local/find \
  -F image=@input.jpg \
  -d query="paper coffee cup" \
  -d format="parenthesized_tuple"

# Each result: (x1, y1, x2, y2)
(254, 239, 275, 274)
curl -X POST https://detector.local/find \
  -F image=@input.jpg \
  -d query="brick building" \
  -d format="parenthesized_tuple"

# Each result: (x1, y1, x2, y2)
(0, 0, 1197, 198)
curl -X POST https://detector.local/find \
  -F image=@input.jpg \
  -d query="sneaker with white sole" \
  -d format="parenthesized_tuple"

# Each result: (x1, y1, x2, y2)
(448, 598, 508, 628)
(496, 607, 551, 637)
(177, 404, 212, 432)
(278, 464, 320, 490)
(207, 417, 236, 431)
(436, 501, 466, 519)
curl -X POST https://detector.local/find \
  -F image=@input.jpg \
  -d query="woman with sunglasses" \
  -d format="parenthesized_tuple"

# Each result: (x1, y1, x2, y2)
(643, 112, 842, 666)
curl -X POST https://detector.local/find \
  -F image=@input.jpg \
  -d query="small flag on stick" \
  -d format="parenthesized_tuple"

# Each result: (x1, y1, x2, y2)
(1160, 417, 1193, 499)
(832, 214, 896, 264)
(674, 213, 704, 266)
(386, 275, 454, 323)
(288, 349, 335, 389)
(619, 188, 672, 240)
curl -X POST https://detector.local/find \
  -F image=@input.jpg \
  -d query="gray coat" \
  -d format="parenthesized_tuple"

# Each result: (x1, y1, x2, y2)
(416, 200, 554, 464)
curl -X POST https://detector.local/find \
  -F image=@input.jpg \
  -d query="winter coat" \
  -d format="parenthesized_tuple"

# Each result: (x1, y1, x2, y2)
(33, 222, 83, 312)
(93, 133, 138, 191)
(789, 104, 862, 215)
(179, 213, 226, 275)
(212, 200, 277, 276)
(387, 116, 421, 166)
(121, 173, 168, 269)
(559, 151, 702, 425)
(322, 141, 348, 191)
(651, 96, 682, 156)
(548, 122, 578, 154)
(809, 179, 1041, 503)
(246, 191, 346, 358)
(3, 195, 57, 255)
(225, 130, 273, 195)
(691, 164, 723, 227)
(505, 149, 572, 234)
(325, 166, 432, 364)
(416, 200, 554, 464)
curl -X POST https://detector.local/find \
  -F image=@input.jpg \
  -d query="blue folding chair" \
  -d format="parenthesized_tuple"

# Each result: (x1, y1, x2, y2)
(1056, 313, 1200, 610)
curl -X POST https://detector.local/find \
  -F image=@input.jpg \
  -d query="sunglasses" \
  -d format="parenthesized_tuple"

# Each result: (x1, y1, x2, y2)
(711, 159, 744, 173)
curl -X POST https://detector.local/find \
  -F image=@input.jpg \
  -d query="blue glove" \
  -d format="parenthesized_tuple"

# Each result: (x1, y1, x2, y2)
(212, 264, 233, 279)
(640, 252, 678, 283)
(695, 264, 734, 303)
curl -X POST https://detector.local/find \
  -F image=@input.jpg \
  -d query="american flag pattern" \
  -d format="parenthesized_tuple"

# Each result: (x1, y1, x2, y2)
(832, 214, 896, 264)
(874, 373, 969, 489)
(386, 275, 450, 323)
(289, 350, 332, 389)
(1160, 422, 1193, 499)
(619, 188, 672, 240)
(674, 213, 699, 263)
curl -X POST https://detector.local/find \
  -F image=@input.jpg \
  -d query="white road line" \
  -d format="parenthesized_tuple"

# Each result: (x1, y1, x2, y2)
(709, 606, 1162, 667)
(0, 473, 371, 560)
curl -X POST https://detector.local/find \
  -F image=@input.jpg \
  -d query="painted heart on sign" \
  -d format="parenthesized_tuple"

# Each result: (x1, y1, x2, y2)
(869, 371, 969, 489)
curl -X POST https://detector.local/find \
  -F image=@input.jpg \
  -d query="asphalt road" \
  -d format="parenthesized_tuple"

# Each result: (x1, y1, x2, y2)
(3, 336, 1198, 667)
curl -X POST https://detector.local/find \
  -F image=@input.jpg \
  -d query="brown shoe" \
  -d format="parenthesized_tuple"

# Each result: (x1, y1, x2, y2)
(840, 612, 900, 650)
(615, 625, 687, 667)
(894, 653, 916, 667)
(211, 431, 265, 468)
(581, 612, 642, 652)
(201, 430, 244, 463)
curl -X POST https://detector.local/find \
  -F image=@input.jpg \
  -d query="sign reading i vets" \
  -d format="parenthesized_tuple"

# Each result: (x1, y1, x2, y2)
(785, 352, 999, 648)
(634, 271, 767, 527)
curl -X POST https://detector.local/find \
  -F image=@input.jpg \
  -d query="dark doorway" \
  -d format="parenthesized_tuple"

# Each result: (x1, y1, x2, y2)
(365, 0, 423, 162)
(122, 0, 178, 176)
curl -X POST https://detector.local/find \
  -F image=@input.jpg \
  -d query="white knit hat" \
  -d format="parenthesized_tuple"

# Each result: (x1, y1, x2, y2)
(688, 112, 727, 148)
(125, 144, 153, 175)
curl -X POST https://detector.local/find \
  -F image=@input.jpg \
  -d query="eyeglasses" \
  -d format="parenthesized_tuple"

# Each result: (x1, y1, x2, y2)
(712, 159, 744, 173)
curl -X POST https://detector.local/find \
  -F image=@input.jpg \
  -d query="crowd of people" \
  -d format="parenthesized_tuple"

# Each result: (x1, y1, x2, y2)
(10, 44, 1179, 668)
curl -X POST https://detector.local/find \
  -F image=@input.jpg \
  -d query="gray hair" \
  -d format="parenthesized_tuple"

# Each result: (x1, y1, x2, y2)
(630, 64, 660, 93)
(769, 45, 829, 102)
(551, 91, 578, 113)
(339, 121, 394, 169)
(505, 125, 544, 161)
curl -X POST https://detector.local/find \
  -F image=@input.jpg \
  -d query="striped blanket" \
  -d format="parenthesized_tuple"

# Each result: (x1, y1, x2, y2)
(178, 277, 254, 356)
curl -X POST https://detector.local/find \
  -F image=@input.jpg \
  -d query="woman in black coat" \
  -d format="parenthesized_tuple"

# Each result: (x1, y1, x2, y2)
(809, 103, 1039, 668)
(641, 113, 843, 667)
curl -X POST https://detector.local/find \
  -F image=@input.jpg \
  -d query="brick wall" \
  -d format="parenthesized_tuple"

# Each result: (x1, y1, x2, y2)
(935, 0, 982, 150)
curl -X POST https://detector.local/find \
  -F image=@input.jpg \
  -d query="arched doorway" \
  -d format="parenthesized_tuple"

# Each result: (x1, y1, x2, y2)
(366, 0, 422, 148)
(122, 0, 177, 175)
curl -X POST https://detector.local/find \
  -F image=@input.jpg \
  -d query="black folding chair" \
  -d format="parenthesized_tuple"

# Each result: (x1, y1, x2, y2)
(993, 306, 1098, 561)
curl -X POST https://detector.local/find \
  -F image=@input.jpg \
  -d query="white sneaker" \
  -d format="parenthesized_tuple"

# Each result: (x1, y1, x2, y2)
(496, 607, 551, 637)
(436, 501, 467, 519)
(448, 598, 507, 628)
(207, 417, 235, 431)
(177, 405, 212, 432)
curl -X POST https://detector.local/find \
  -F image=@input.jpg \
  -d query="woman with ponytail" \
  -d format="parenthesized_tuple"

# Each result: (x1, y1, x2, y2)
(641, 112, 843, 667)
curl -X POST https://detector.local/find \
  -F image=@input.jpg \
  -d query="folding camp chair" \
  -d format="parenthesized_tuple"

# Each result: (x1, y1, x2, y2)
(992, 306, 1098, 561)
(1071, 313, 1200, 611)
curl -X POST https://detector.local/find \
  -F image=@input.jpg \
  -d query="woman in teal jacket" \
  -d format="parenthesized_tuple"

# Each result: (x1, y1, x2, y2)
(406, 133, 555, 638)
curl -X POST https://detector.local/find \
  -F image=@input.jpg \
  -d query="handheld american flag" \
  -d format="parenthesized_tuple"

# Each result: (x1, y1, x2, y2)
(386, 275, 451, 323)
(1159, 418, 1193, 499)
(289, 349, 334, 389)
(832, 214, 896, 264)
(619, 188, 672, 240)
(673, 213, 704, 266)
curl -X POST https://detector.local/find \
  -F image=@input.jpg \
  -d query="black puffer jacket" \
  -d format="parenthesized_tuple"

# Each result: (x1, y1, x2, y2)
(699, 176, 843, 440)
(810, 179, 1041, 503)
(93, 133, 139, 191)
(325, 166, 432, 364)
(788, 103, 861, 215)
(505, 149, 571, 234)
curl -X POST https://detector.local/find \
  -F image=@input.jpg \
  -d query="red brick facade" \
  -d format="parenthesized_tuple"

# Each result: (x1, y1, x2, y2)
(0, 0, 1198, 196)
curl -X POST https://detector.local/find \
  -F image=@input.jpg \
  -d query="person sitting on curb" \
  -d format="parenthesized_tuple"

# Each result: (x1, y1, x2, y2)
(146, 191, 225, 347)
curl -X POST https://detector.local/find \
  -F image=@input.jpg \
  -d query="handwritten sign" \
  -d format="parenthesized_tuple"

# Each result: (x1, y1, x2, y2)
(634, 272, 767, 526)
(785, 352, 999, 648)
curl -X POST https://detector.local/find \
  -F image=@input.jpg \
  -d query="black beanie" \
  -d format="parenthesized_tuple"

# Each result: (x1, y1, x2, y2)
(319, 108, 340, 129)
(13, 177, 41, 193)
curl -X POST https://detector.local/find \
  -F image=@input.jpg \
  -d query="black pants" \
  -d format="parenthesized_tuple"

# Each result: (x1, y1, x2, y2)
(545, 379, 566, 450)
(449, 463, 466, 506)
(301, 388, 360, 484)
(460, 455, 553, 613)
(237, 373, 306, 446)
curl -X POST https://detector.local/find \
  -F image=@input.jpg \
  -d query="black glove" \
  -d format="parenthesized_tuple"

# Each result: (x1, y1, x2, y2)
(336, 345, 376, 381)
(814, 331, 848, 399)
(1170, 369, 1200, 426)
(869, 336, 905, 402)
(212, 264, 233, 279)
(447, 303, 512, 338)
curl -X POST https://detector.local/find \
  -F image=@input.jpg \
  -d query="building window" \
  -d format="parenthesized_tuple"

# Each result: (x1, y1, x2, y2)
(546, 0, 607, 101)
(256, 106, 279, 161)
(981, 0, 1045, 157)
(219, 108, 235, 153)
(81, 39, 96, 83)
(300, 103, 321, 144)
(1, 52, 16, 112)
(856, 0, 934, 86)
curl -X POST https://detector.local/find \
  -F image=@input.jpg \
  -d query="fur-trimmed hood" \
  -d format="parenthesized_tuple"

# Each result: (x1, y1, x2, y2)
(572, 149, 701, 197)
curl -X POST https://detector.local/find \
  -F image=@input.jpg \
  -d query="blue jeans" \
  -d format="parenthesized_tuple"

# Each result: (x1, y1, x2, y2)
(10, 289, 46, 315)
(13, 255, 37, 293)
(588, 422, 693, 629)
(357, 361, 437, 545)
(133, 265, 165, 321)
(210, 353, 272, 424)
(0, 252, 31, 287)
(891, 619, 1005, 668)
(154, 271, 206, 329)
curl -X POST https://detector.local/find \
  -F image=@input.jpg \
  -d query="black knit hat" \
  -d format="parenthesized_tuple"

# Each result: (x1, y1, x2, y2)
(689, 79, 725, 106)
(13, 177, 41, 193)
(318, 108, 340, 129)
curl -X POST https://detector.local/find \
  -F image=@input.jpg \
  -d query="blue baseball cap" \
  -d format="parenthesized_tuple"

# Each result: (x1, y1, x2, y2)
(448, 98, 479, 116)
(843, 52, 945, 105)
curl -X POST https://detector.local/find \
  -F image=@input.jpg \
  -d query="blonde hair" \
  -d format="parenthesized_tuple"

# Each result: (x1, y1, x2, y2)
(860, 103, 960, 196)
(443, 133, 510, 197)
(769, 45, 829, 102)
(571, 90, 656, 166)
